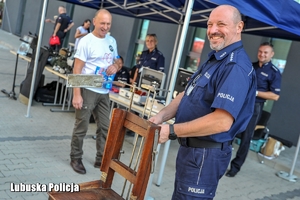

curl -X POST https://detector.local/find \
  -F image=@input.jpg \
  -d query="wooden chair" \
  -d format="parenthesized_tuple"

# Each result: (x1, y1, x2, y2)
(48, 108, 160, 200)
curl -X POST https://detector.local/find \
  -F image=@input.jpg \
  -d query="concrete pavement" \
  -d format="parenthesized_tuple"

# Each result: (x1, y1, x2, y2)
(0, 29, 300, 200)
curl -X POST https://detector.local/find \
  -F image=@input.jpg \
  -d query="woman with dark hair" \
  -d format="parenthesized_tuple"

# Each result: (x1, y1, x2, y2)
(74, 19, 91, 51)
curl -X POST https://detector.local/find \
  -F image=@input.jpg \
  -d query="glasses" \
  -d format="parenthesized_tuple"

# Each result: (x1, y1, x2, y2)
(147, 33, 157, 37)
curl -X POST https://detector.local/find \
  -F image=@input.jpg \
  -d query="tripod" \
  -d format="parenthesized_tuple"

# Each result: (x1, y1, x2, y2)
(1, 53, 19, 100)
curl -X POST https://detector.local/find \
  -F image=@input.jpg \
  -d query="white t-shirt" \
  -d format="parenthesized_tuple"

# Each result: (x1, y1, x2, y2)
(74, 26, 89, 50)
(74, 33, 118, 94)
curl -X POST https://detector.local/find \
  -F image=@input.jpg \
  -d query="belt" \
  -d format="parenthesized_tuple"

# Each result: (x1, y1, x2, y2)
(180, 137, 232, 149)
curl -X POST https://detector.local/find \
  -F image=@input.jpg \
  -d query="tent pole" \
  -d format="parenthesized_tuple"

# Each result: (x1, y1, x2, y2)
(165, 24, 182, 97)
(4, 1, 12, 34)
(25, 0, 48, 118)
(165, 0, 194, 106)
(153, 0, 195, 190)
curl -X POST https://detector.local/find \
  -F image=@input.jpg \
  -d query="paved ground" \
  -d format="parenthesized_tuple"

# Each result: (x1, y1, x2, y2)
(0, 29, 300, 200)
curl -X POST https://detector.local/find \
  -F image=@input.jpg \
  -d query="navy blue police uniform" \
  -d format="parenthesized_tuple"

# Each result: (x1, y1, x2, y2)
(113, 66, 130, 87)
(53, 13, 73, 50)
(137, 48, 165, 72)
(229, 61, 281, 174)
(172, 41, 257, 199)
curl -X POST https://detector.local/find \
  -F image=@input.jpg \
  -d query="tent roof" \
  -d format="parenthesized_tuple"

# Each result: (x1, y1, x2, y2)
(60, 0, 300, 41)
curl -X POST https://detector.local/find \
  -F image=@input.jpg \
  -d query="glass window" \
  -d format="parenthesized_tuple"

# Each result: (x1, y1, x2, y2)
(264, 38, 291, 112)
(271, 38, 292, 74)
(184, 28, 206, 72)
(130, 20, 150, 68)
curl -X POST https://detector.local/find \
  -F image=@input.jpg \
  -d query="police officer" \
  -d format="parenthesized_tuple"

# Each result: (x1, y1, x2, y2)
(113, 56, 130, 88)
(149, 5, 256, 199)
(45, 6, 74, 52)
(226, 42, 281, 177)
(134, 33, 165, 86)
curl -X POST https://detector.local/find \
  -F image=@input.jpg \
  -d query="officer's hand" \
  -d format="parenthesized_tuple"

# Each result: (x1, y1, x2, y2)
(149, 115, 163, 125)
(158, 124, 169, 144)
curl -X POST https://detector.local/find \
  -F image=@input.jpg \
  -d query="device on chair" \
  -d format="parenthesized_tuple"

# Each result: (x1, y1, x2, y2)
(139, 67, 166, 97)
(48, 108, 161, 200)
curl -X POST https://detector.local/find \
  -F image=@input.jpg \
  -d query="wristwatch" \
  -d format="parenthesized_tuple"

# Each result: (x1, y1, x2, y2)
(169, 124, 177, 140)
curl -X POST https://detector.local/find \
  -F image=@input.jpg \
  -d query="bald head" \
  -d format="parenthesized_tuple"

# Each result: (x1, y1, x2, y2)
(94, 9, 111, 18)
(93, 9, 112, 38)
(58, 6, 66, 14)
(207, 5, 244, 51)
(211, 5, 242, 25)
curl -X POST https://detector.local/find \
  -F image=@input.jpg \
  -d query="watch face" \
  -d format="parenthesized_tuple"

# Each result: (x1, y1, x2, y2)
(169, 133, 177, 140)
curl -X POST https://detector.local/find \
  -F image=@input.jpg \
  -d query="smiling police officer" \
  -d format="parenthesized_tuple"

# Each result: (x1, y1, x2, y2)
(226, 42, 281, 178)
(149, 5, 256, 199)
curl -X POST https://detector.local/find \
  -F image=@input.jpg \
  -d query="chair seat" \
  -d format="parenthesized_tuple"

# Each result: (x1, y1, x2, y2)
(48, 180, 124, 200)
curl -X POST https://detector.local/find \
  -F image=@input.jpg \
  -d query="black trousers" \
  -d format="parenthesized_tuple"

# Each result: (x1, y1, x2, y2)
(230, 102, 264, 173)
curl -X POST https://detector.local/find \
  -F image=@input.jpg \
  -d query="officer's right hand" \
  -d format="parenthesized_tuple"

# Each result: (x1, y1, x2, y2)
(149, 115, 163, 125)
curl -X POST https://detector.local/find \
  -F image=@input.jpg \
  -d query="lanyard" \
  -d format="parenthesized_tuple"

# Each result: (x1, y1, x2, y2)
(186, 45, 243, 96)
(186, 59, 214, 96)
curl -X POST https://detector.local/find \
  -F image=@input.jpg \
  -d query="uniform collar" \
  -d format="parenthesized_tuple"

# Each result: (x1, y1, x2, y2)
(208, 41, 243, 61)
(263, 61, 271, 67)
(147, 48, 157, 54)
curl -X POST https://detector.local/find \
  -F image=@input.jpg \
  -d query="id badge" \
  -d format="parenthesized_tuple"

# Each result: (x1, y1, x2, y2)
(186, 84, 195, 96)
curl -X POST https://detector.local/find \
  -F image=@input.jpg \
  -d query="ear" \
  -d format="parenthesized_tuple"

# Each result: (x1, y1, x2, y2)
(271, 51, 275, 58)
(236, 21, 244, 33)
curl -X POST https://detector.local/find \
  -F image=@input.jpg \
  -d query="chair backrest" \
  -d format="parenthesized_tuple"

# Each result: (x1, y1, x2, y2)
(100, 108, 161, 199)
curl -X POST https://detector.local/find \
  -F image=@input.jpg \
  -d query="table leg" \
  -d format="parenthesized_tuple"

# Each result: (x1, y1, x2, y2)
(50, 80, 74, 112)
(43, 77, 62, 107)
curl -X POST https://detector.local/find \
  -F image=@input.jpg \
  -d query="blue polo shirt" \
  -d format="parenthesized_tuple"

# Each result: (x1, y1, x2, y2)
(137, 48, 165, 72)
(253, 61, 281, 103)
(175, 41, 257, 142)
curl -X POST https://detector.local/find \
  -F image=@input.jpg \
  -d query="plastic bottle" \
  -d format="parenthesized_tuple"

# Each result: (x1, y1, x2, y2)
(102, 71, 116, 90)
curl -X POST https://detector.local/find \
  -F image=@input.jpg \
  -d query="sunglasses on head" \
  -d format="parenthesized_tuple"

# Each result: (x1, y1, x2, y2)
(147, 33, 157, 37)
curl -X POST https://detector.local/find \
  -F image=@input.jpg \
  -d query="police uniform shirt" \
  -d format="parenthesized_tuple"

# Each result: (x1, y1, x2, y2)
(114, 67, 130, 85)
(253, 61, 281, 103)
(137, 48, 165, 72)
(175, 41, 257, 142)
(54, 13, 73, 37)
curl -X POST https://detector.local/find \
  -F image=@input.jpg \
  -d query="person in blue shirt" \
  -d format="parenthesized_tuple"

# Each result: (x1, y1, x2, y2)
(113, 56, 130, 88)
(149, 5, 256, 199)
(45, 6, 74, 52)
(134, 34, 165, 86)
(226, 42, 281, 178)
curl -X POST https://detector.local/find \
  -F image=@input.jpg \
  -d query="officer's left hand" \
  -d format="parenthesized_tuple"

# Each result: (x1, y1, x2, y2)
(106, 64, 118, 75)
(158, 124, 169, 144)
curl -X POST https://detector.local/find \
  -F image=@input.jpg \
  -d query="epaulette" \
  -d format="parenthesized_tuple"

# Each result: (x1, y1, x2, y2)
(226, 51, 237, 64)
(157, 50, 163, 55)
(271, 65, 279, 72)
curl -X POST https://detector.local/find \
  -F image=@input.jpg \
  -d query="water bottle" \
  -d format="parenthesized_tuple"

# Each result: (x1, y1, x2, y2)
(102, 71, 116, 90)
